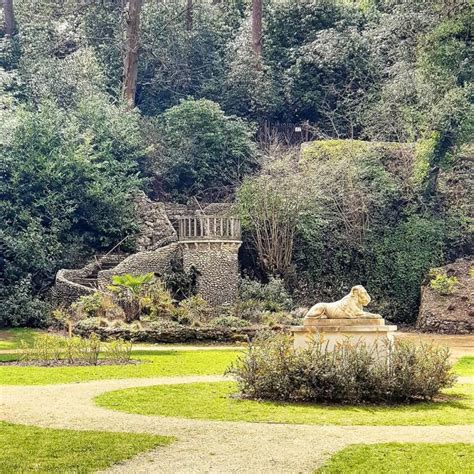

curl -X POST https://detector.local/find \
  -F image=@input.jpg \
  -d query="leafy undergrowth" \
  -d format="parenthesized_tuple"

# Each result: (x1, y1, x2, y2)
(0, 328, 41, 350)
(0, 421, 172, 473)
(454, 356, 474, 376)
(316, 443, 474, 473)
(95, 381, 474, 426)
(0, 350, 241, 385)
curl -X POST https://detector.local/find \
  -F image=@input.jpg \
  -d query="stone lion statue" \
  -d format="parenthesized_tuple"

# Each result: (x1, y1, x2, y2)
(305, 285, 382, 319)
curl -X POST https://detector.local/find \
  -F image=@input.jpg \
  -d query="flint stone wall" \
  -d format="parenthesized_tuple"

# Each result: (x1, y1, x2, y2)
(52, 254, 126, 306)
(97, 243, 181, 288)
(134, 192, 177, 251)
(182, 241, 241, 306)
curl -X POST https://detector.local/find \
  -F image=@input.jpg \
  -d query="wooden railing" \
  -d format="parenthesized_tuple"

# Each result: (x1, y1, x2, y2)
(178, 216, 241, 241)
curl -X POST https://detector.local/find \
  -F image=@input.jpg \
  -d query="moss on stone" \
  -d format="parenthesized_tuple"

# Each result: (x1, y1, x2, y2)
(300, 139, 413, 164)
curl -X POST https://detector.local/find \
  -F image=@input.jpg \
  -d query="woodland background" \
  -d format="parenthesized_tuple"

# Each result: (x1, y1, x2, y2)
(0, 0, 472, 327)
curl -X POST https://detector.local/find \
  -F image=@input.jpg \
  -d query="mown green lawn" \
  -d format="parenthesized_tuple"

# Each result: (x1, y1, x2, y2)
(0, 421, 172, 473)
(0, 349, 241, 385)
(0, 328, 40, 350)
(455, 356, 474, 376)
(316, 443, 474, 473)
(96, 381, 474, 426)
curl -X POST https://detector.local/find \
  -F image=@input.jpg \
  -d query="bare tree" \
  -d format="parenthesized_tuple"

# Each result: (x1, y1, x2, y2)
(122, 0, 142, 108)
(251, 0, 262, 56)
(3, 0, 15, 38)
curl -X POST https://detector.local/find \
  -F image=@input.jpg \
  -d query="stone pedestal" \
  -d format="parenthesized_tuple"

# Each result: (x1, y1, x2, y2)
(292, 317, 397, 353)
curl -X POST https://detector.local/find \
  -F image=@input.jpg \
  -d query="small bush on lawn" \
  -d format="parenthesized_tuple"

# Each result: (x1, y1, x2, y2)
(228, 333, 456, 404)
(20, 333, 101, 365)
(103, 338, 133, 363)
(19, 333, 133, 365)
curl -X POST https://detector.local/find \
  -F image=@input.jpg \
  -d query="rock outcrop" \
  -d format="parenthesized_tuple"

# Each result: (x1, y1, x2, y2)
(133, 192, 177, 251)
(417, 258, 473, 334)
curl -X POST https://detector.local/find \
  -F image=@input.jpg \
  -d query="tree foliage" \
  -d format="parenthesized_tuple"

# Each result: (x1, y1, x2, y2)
(0, 97, 146, 326)
(153, 98, 256, 200)
(0, 0, 472, 326)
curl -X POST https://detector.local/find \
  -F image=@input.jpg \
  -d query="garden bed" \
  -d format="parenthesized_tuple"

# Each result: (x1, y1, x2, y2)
(74, 324, 287, 343)
(0, 359, 141, 367)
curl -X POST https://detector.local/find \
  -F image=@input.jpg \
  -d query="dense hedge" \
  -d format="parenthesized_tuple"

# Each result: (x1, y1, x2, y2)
(74, 324, 284, 344)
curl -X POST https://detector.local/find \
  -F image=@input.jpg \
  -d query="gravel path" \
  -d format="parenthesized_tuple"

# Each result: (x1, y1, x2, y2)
(1, 375, 473, 473)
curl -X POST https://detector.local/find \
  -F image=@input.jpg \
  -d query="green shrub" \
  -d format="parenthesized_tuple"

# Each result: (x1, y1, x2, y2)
(140, 280, 176, 320)
(0, 277, 50, 328)
(146, 319, 181, 330)
(75, 317, 111, 331)
(63, 334, 101, 365)
(20, 333, 102, 365)
(153, 98, 256, 200)
(240, 277, 293, 312)
(210, 316, 251, 328)
(71, 293, 125, 321)
(20, 334, 64, 363)
(228, 333, 456, 404)
(429, 272, 459, 295)
(108, 273, 155, 322)
(102, 338, 133, 364)
(161, 257, 198, 300)
(177, 295, 214, 325)
(1, 98, 145, 327)
(370, 215, 446, 321)
(259, 311, 296, 327)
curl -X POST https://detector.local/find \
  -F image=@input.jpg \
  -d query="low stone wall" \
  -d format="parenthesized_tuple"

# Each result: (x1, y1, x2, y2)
(75, 325, 286, 344)
(52, 254, 126, 306)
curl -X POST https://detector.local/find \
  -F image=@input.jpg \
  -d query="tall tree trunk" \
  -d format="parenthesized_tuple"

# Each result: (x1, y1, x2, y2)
(122, 0, 142, 108)
(251, 0, 262, 56)
(186, 0, 193, 31)
(3, 0, 15, 38)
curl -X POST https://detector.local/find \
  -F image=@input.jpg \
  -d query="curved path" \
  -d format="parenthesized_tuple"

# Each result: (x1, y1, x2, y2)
(1, 376, 473, 473)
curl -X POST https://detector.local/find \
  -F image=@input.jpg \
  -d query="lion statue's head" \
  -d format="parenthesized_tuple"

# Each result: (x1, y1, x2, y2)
(350, 285, 371, 307)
